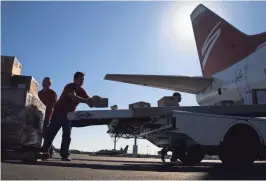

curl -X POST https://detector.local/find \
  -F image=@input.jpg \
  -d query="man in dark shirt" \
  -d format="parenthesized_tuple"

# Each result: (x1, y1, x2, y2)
(38, 77, 57, 158)
(173, 92, 182, 106)
(160, 92, 182, 163)
(41, 72, 93, 161)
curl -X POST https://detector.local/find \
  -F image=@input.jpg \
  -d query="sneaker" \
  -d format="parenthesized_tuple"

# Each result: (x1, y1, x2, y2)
(61, 157, 71, 161)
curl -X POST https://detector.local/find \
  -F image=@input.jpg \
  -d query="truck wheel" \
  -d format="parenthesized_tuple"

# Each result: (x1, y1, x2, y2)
(177, 148, 205, 165)
(219, 124, 261, 167)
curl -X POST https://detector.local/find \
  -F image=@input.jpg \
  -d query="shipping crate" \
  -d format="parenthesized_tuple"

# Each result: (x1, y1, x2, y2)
(158, 96, 180, 107)
(11, 75, 39, 95)
(1, 55, 22, 75)
(129, 101, 151, 109)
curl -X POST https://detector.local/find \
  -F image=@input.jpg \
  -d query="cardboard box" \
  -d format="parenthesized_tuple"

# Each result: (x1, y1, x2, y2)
(1, 55, 22, 75)
(92, 97, 108, 108)
(129, 101, 151, 109)
(1, 73, 12, 87)
(158, 96, 180, 107)
(11, 75, 39, 95)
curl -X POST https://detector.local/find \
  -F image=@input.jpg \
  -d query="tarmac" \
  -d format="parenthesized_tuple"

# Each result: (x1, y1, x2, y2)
(2, 154, 266, 180)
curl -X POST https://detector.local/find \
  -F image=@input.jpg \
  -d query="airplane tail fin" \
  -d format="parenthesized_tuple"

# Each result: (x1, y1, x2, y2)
(191, 4, 266, 77)
(123, 145, 129, 153)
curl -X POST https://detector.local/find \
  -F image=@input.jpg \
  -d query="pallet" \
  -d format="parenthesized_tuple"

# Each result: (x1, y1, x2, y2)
(1, 145, 50, 164)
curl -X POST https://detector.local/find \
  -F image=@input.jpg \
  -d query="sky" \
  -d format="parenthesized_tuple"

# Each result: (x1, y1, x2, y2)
(1, 1, 266, 154)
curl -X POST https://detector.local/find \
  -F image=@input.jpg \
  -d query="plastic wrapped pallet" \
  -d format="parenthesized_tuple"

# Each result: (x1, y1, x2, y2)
(1, 88, 46, 148)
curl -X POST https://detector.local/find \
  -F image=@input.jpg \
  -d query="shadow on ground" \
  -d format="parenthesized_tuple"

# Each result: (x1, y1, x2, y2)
(55, 157, 162, 164)
(3, 159, 266, 180)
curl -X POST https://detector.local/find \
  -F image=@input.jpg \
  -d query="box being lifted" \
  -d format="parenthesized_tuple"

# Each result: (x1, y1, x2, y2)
(91, 96, 109, 108)
(1, 55, 22, 75)
(129, 101, 151, 109)
(158, 96, 179, 107)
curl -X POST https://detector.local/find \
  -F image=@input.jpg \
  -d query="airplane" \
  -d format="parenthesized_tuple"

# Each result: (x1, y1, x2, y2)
(91, 145, 129, 156)
(104, 4, 266, 106)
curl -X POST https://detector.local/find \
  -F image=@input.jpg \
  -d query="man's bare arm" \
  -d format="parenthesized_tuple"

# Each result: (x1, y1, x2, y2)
(67, 90, 90, 103)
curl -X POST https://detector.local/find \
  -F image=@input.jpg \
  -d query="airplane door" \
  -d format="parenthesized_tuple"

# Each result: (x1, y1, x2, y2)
(235, 58, 251, 102)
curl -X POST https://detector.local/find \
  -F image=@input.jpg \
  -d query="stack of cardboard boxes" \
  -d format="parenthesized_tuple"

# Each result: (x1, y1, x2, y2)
(1, 55, 46, 149)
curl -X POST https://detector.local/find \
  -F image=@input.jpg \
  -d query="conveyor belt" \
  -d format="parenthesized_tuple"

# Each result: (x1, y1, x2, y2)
(132, 105, 266, 118)
(68, 105, 266, 128)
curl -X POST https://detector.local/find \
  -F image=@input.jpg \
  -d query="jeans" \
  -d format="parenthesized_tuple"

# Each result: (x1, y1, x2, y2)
(42, 113, 72, 158)
(42, 119, 54, 156)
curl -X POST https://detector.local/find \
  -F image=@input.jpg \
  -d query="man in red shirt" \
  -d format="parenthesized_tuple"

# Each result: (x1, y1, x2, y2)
(38, 77, 57, 157)
(41, 72, 93, 161)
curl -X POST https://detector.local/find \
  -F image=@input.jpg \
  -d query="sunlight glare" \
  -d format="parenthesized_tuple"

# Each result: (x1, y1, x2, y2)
(160, 2, 199, 49)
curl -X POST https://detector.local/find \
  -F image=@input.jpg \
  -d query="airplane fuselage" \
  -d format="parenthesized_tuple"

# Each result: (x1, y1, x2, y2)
(196, 45, 266, 106)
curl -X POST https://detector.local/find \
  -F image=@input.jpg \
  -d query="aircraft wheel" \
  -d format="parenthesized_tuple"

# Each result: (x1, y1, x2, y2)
(177, 148, 205, 165)
(21, 151, 37, 164)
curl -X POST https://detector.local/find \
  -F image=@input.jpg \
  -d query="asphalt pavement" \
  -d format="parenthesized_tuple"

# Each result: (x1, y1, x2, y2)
(2, 154, 266, 180)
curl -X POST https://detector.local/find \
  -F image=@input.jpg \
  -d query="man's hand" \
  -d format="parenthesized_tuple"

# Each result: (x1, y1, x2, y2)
(92, 95, 102, 99)
(85, 98, 93, 108)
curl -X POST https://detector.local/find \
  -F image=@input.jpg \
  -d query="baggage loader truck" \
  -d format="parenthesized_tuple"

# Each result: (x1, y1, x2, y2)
(68, 104, 266, 167)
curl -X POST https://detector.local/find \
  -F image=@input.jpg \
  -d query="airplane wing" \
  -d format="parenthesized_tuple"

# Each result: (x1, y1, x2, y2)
(104, 74, 213, 94)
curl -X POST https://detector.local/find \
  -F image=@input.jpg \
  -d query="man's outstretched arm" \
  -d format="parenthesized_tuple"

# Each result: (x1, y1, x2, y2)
(63, 84, 92, 106)
(67, 89, 90, 103)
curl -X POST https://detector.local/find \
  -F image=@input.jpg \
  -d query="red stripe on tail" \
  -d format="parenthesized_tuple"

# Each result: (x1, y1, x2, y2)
(190, 4, 266, 77)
